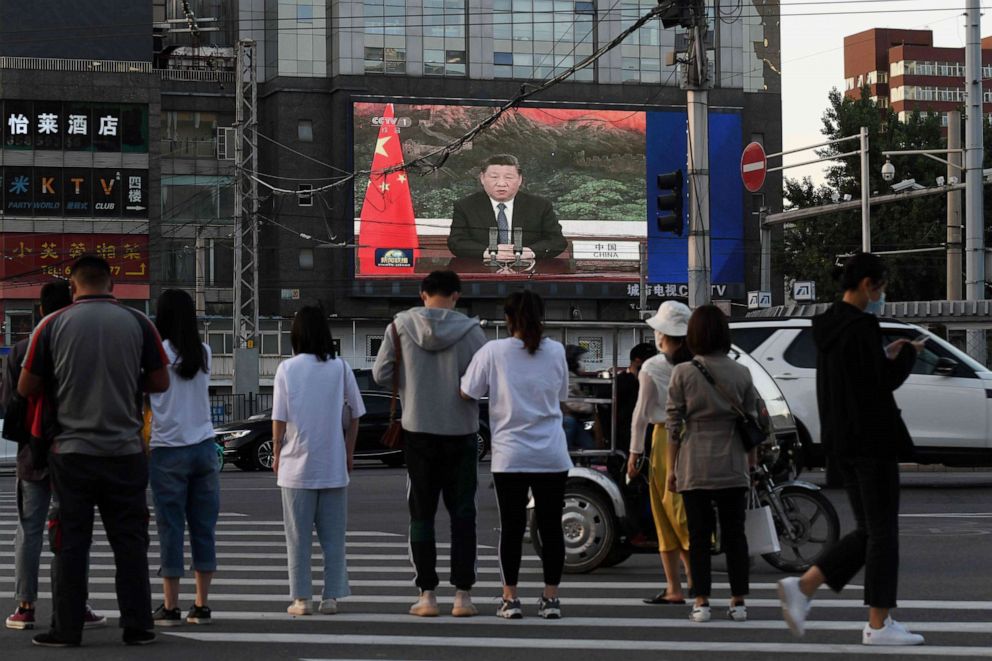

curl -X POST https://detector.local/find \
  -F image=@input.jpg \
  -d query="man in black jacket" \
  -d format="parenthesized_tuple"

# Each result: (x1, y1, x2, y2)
(447, 154, 567, 260)
(777, 252, 925, 647)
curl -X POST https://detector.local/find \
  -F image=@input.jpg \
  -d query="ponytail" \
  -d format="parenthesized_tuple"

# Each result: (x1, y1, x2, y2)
(504, 290, 544, 354)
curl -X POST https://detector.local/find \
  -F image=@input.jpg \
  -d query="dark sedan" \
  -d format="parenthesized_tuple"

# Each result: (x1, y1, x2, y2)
(216, 389, 491, 471)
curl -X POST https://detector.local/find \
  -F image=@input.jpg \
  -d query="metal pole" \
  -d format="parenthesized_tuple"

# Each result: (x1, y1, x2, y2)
(687, 87, 711, 308)
(948, 110, 963, 300)
(195, 226, 206, 316)
(965, 0, 986, 364)
(860, 126, 871, 253)
(638, 241, 648, 319)
(759, 206, 771, 292)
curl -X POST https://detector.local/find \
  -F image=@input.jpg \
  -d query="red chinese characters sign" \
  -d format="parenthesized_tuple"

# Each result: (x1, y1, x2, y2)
(0, 233, 149, 282)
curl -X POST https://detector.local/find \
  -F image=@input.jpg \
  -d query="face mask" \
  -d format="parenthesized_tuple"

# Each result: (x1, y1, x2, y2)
(865, 291, 886, 316)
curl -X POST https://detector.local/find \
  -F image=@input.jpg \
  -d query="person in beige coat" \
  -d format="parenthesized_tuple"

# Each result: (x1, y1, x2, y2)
(666, 305, 767, 624)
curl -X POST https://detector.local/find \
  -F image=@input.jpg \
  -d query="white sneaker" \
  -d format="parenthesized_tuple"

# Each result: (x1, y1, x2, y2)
(862, 619, 925, 646)
(286, 599, 312, 616)
(777, 577, 811, 638)
(689, 604, 711, 622)
(318, 599, 337, 615)
(727, 604, 747, 622)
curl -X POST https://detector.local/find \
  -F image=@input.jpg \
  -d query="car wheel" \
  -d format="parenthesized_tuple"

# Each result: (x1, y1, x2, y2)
(252, 438, 274, 471)
(476, 430, 490, 462)
(531, 484, 617, 574)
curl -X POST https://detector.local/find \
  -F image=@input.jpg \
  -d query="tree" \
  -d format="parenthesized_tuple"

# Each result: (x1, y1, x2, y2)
(781, 88, 948, 302)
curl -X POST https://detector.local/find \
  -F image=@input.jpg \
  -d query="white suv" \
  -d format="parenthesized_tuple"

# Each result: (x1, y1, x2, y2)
(730, 318, 992, 469)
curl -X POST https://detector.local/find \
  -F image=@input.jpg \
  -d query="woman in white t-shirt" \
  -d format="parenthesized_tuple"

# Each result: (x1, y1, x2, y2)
(272, 306, 366, 617)
(149, 289, 219, 626)
(460, 290, 572, 620)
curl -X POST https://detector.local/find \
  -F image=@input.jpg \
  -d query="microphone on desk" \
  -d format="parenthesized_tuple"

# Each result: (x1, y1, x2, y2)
(512, 227, 523, 267)
(488, 227, 498, 266)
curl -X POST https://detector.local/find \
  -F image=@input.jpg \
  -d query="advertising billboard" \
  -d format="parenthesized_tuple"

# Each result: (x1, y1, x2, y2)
(352, 101, 745, 294)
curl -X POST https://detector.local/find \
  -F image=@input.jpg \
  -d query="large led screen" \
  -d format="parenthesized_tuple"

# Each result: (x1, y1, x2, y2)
(352, 101, 745, 291)
(353, 102, 647, 281)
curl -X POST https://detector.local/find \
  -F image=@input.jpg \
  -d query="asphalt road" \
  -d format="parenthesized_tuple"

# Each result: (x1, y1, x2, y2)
(0, 460, 990, 660)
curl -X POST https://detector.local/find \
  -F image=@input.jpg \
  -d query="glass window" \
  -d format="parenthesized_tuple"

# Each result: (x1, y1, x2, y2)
(299, 247, 315, 270)
(297, 4, 314, 23)
(261, 333, 280, 355)
(730, 327, 777, 354)
(298, 119, 314, 142)
(281, 333, 292, 356)
(783, 329, 817, 369)
(208, 332, 233, 355)
(494, 51, 512, 66)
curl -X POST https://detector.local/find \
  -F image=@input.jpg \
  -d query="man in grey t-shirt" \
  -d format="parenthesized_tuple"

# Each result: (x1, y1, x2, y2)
(19, 256, 170, 647)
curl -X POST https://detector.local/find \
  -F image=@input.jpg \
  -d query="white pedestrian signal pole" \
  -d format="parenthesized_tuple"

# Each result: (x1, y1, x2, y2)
(683, 0, 711, 309)
(965, 0, 986, 364)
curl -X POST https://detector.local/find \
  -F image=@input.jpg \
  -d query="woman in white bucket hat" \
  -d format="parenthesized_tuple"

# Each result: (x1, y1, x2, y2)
(627, 301, 694, 605)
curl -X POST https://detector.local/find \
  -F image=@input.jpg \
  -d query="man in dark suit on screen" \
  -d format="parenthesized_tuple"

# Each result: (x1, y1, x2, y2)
(447, 154, 567, 260)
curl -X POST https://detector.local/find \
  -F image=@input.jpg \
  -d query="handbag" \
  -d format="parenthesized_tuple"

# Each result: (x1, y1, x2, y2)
(2, 393, 30, 444)
(744, 486, 781, 556)
(380, 323, 404, 450)
(691, 359, 768, 451)
(339, 360, 352, 432)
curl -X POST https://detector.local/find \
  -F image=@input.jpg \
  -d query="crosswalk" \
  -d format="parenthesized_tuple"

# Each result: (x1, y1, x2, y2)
(1, 489, 991, 659)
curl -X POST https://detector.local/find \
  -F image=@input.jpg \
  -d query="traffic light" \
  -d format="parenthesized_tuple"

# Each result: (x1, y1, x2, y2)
(656, 170, 684, 236)
(657, 0, 699, 29)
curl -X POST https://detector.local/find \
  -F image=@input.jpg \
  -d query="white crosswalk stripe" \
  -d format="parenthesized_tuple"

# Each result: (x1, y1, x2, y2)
(1, 512, 989, 658)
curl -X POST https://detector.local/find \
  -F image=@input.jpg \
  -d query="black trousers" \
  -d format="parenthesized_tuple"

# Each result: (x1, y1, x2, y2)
(48, 452, 152, 640)
(682, 487, 749, 598)
(817, 455, 900, 608)
(492, 471, 568, 588)
(404, 431, 478, 591)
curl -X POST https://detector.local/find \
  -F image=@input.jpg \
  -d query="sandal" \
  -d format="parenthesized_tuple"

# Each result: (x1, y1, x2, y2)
(642, 593, 686, 605)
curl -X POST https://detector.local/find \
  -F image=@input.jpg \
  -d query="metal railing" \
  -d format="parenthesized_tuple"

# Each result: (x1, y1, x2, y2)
(0, 56, 151, 73)
(159, 69, 235, 83)
(209, 392, 272, 425)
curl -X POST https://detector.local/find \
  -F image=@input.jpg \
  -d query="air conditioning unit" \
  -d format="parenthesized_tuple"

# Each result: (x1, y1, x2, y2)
(217, 127, 236, 160)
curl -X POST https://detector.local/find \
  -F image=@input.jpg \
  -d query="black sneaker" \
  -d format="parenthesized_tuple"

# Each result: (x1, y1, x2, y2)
(122, 628, 156, 646)
(152, 604, 182, 627)
(496, 598, 522, 619)
(186, 604, 212, 625)
(537, 596, 561, 620)
(32, 632, 80, 648)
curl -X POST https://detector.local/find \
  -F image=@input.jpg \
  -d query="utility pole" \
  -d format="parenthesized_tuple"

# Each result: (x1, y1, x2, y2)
(639, 241, 648, 319)
(684, 0, 711, 309)
(233, 38, 260, 395)
(965, 0, 986, 365)
(948, 110, 963, 300)
(859, 126, 871, 253)
(195, 226, 207, 317)
(759, 206, 771, 292)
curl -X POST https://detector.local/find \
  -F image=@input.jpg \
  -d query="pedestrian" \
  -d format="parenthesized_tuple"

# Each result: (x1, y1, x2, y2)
(460, 290, 572, 620)
(666, 304, 766, 623)
(272, 305, 365, 616)
(18, 256, 169, 647)
(777, 252, 925, 646)
(626, 302, 693, 605)
(148, 289, 220, 627)
(614, 341, 656, 454)
(2, 281, 106, 632)
(562, 344, 596, 450)
(372, 270, 487, 618)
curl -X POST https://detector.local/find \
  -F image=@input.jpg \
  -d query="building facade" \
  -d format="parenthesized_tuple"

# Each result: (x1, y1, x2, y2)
(844, 27, 992, 128)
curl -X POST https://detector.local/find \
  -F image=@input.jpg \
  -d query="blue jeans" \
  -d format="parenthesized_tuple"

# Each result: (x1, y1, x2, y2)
(149, 438, 220, 578)
(563, 415, 595, 450)
(14, 478, 51, 603)
(281, 487, 350, 601)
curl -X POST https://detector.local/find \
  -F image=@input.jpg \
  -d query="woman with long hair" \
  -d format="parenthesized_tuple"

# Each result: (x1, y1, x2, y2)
(666, 305, 767, 624)
(460, 290, 572, 619)
(626, 301, 694, 605)
(272, 305, 365, 616)
(149, 289, 219, 626)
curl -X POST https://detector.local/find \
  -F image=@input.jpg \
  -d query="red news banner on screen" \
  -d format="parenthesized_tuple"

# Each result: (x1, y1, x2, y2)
(0, 233, 150, 282)
(357, 103, 419, 275)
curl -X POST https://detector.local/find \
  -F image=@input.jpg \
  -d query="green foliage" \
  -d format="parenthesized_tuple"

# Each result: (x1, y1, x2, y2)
(781, 87, 952, 302)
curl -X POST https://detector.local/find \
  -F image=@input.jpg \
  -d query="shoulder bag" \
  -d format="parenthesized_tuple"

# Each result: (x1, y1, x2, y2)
(380, 323, 404, 450)
(339, 359, 353, 432)
(691, 359, 768, 451)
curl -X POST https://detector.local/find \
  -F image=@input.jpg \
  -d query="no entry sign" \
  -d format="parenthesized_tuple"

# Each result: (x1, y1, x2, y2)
(741, 141, 767, 193)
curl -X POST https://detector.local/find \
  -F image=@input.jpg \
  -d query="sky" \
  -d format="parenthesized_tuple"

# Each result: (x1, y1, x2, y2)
(779, 0, 973, 184)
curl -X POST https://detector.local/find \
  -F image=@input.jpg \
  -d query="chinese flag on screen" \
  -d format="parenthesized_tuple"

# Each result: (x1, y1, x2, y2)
(357, 104, 419, 275)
